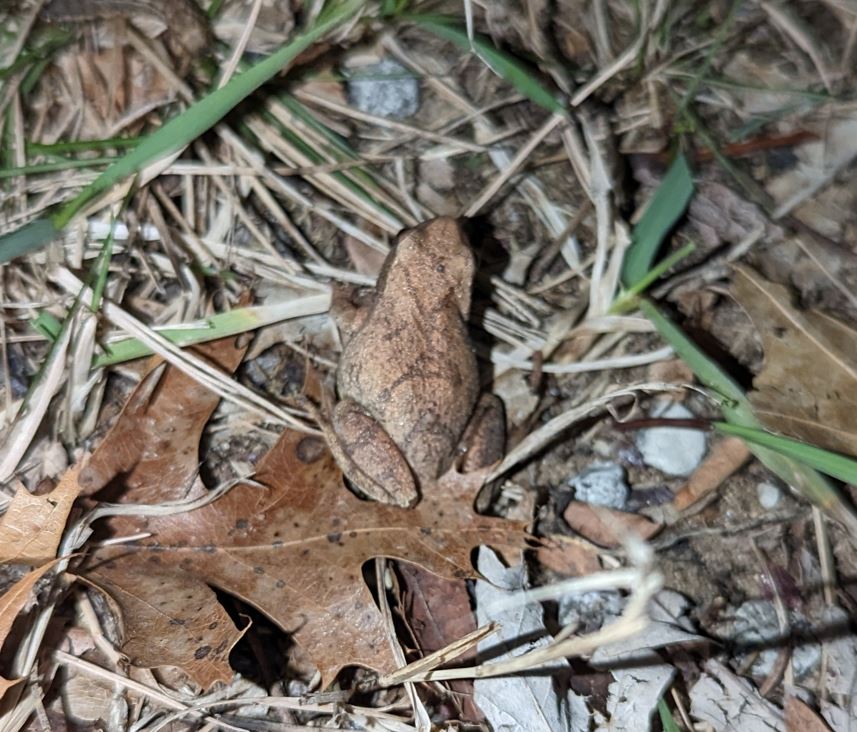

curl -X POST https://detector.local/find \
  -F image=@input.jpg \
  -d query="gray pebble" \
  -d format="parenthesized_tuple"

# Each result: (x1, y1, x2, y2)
(757, 481, 782, 509)
(570, 462, 629, 510)
(346, 58, 419, 119)
(636, 401, 707, 477)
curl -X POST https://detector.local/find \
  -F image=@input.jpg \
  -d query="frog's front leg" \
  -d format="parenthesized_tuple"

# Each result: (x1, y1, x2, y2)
(326, 399, 419, 508)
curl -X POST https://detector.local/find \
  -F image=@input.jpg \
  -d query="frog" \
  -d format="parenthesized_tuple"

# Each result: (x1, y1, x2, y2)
(321, 217, 505, 508)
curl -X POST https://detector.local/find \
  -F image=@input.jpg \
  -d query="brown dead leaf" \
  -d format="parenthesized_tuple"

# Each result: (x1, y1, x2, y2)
(0, 560, 60, 699)
(398, 564, 482, 722)
(536, 535, 601, 576)
(81, 340, 528, 689)
(80, 338, 247, 500)
(673, 437, 751, 512)
(562, 501, 661, 548)
(0, 465, 82, 564)
(732, 265, 857, 457)
(785, 696, 833, 732)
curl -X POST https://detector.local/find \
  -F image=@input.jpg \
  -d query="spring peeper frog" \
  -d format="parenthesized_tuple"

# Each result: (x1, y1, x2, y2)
(321, 217, 504, 508)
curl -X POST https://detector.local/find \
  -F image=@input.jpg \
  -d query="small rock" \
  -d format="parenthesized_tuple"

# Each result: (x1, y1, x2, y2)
(636, 401, 707, 477)
(251, 348, 282, 375)
(5, 345, 29, 398)
(569, 462, 629, 510)
(757, 481, 782, 509)
(346, 58, 419, 119)
(716, 599, 820, 680)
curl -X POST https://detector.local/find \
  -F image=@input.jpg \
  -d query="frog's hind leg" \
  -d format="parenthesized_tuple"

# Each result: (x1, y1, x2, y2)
(328, 400, 419, 508)
(458, 393, 506, 473)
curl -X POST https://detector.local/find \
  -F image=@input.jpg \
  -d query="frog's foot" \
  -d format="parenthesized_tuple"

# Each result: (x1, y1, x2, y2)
(329, 400, 419, 508)
(458, 393, 506, 473)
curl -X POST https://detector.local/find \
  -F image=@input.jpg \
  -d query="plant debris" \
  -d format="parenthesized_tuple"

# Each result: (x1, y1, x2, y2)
(2, 0, 857, 727)
(81, 340, 529, 687)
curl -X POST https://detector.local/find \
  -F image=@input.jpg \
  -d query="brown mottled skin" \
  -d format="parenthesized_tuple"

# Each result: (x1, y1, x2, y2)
(325, 217, 503, 507)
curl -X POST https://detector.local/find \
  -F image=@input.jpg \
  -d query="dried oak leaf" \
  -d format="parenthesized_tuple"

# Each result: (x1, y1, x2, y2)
(0, 464, 82, 697)
(0, 560, 61, 699)
(732, 265, 857, 457)
(0, 465, 82, 564)
(398, 563, 483, 722)
(80, 338, 247, 501)
(81, 339, 528, 688)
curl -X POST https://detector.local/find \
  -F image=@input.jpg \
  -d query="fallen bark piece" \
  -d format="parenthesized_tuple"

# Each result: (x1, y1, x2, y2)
(673, 437, 751, 511)
(563, 501, 661, 548)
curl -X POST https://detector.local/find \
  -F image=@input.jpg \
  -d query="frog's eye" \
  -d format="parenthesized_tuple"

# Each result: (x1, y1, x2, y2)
(435, 263, 446, 273)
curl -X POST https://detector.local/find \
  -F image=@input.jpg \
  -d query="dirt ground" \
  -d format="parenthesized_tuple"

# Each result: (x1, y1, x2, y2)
(2, 0, 857, 730)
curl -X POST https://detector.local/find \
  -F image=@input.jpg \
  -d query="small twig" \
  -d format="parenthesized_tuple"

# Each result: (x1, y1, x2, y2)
(612, 416, 713, 432)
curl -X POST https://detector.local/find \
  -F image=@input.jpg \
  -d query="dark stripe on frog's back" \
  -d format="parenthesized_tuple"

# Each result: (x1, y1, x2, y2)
(338, 283, 471, 389)
(338, 315, 477, 441)
(340, 335, 475, 420)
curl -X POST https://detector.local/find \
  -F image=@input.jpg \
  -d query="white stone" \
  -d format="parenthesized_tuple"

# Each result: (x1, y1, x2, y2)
(636, 401, 707, 476)
(757, 481, 782, 509)
(718, 599, 820, 680)
(570, 462, 629, 510)
(346, 58, 419, 119)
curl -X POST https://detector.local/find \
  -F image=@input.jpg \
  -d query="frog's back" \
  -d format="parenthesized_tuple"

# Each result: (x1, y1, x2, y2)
(337, 300, 478, 481)
(335, 216, 481, 483)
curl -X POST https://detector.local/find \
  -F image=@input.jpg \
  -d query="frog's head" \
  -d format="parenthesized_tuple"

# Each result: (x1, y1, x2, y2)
(380, 217, 475, 317)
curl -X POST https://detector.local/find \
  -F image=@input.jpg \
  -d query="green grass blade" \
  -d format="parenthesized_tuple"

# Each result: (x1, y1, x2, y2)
(31, 312, 62, 341)
(640, 300, 747, 408)
(0, 157, 115, 180)
(715, 423, 857, 486)
(89, 186, 133, 312)
(657, 700, 681, 732)
(641, 300, 857, 531)
(89, 226, 114, 312)
(27, 137, 140, 155)
(0, 219, 60, 262)
(91, 296, 330, 367)
(405, 15, 566, 115)
(621, 153, 694, 287)
(0, 0, 365, 263)
(610, 241, 695, 314)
